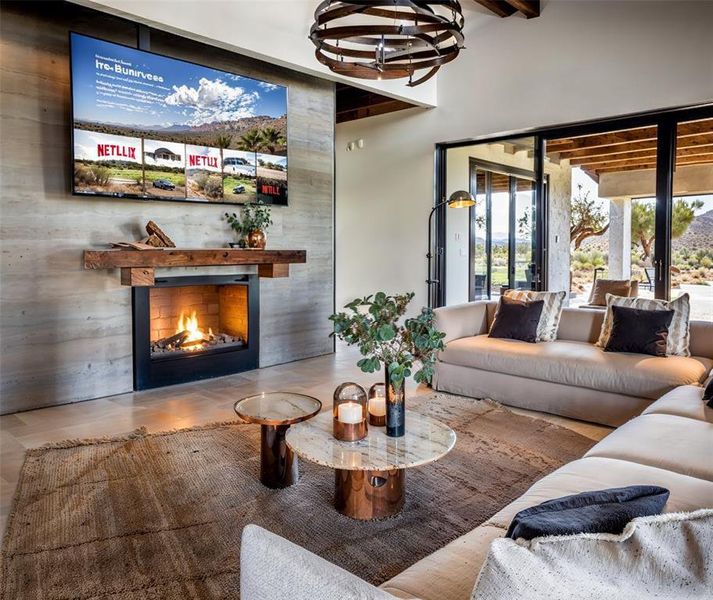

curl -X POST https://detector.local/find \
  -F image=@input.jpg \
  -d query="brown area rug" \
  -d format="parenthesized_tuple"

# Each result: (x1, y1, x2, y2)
(1, 393, 595, 599)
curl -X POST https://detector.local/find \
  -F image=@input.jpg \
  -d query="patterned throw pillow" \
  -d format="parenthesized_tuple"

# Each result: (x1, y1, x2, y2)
(596, 293, 690, 356)
(500, 290, 567, 342)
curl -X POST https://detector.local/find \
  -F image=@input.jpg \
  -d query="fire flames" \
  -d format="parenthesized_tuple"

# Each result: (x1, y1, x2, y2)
(176, 310, 212, 347)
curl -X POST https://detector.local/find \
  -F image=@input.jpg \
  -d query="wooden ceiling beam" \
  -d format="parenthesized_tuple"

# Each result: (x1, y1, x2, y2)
(594, 163, 657, 175)
(336, 83, 416, 123)
(473, 0, 517, 18)
(554, 133, 713, 160)
(337, 99, 414, 123)
(569, 144, 713, 167)
(547, 120, 713, 153)
(547, 129, 657, 153)
(505, 0, 540, 18)
(592, 153, 713, 175)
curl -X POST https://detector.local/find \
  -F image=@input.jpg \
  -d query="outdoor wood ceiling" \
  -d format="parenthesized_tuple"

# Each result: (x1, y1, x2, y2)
(474, 0, 540, 19)
(547, 119, 713, 178)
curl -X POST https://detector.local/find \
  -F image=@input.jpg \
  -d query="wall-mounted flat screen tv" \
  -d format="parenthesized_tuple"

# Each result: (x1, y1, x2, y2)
(70, 33, 288, 205)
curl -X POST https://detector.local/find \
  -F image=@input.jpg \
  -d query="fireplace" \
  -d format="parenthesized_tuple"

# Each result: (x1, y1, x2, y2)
(132, 274, 259, 390)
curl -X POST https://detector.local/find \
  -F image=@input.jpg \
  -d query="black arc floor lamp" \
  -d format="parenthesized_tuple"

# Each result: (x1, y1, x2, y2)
(427, 190, 476, 308)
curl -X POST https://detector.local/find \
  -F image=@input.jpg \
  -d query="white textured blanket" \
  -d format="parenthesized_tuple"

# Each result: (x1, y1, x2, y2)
(472, 509, 713, 600)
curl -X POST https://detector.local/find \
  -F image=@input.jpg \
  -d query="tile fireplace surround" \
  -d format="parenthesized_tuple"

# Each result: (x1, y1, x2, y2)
(132, 275, 259, 390)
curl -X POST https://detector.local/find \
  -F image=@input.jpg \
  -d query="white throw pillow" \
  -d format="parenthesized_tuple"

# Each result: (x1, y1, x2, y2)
(499, 290, 567, 342)
(471, 509, 713, 600)
(596, 293, 691, 356)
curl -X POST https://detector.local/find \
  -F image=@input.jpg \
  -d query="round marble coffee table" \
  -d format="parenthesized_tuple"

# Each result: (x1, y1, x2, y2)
(286, 410, 456, 520)
(234, 392, 322, 489)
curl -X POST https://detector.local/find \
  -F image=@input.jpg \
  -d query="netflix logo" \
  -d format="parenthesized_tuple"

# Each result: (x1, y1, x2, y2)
(97, 144, 136, 159)
(260, 184, 280, 196)
(188, 154, 219, 168)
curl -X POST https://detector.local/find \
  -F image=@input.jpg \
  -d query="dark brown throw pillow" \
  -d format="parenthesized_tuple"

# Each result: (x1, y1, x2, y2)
(489, 297, 544, 343)
(588, 279, 631, 306)
(604, 305, 674, 357)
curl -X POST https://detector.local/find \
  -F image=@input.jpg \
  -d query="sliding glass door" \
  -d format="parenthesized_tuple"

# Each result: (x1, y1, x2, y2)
(514, 177, 537, 291)
(436, 104, 711, 314)
(668, 118, 713, 319)
(468, 160, 537, 300)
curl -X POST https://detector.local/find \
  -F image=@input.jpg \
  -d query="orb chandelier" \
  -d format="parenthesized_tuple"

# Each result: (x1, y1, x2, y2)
(309, 1, 465, 87)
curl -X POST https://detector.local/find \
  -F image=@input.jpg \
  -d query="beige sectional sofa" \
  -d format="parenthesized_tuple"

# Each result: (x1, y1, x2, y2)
(241, 384, 713, 600)
(432, 300, 713, 426)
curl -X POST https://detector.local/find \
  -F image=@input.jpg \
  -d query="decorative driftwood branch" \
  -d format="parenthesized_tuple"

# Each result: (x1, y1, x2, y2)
(145, 221, 176, 248)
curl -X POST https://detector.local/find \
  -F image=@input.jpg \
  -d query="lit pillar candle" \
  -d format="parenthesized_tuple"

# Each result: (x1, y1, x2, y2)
(337, 401, 362, 424)
(368, 396, 386, 417)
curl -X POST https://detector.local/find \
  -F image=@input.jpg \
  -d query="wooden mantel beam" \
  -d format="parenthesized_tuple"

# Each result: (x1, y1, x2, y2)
(84, 248, 306, 286)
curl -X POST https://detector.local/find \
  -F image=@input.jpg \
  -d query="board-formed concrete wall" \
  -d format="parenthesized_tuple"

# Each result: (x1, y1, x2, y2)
(0, 2, 335, 414)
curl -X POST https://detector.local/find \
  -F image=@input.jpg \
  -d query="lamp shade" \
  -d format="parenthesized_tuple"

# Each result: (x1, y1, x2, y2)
(447, 190, 476, 208)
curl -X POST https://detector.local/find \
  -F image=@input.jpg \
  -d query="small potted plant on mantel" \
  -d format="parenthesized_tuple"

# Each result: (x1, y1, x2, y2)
(329, 292, 446, 438)
(224, 200, 274, 249)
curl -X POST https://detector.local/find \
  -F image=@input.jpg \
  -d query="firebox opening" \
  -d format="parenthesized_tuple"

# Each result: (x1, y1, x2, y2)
(149, 284, 249, 358)
(132, 274, 259, 391)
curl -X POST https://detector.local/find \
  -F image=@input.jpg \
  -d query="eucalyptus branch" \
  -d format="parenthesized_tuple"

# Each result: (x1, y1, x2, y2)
(329, 292, 446, 387)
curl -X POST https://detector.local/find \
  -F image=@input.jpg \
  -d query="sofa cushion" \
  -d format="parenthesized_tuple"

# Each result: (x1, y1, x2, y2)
(642, 385, 712, 422)
(690, 319, 713, 359)
(434, 362, 651, 427)
(439, 335, 711, 399)
(585, 414, 713, 481)
(486, 456, 713, 530)
(556, 307, 605, 343)
(380, 525, 505, 600)
(241, 525, 400, 600)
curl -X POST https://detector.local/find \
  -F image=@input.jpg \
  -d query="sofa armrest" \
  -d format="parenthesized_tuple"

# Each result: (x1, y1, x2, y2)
(433, 301, 490, 344)
(240, 525, 397, 600)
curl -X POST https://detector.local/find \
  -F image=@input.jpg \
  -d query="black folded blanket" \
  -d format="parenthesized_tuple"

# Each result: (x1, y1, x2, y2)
(506, 485, 670, 541)
(703, 378, 713, 408)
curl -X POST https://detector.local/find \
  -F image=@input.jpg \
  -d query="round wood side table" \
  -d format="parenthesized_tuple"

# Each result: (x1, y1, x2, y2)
(234, 392, 322, 489)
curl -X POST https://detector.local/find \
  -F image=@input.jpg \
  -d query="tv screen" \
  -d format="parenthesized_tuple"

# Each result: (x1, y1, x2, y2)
(70, 33, 288, 205)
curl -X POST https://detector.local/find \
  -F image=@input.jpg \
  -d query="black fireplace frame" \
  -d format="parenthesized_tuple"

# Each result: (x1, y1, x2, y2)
(132, 274, 259, 390)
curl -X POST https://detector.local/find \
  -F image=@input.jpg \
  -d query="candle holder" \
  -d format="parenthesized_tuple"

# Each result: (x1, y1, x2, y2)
(333, 382, 368, 441)
(367, 383, 386, 427)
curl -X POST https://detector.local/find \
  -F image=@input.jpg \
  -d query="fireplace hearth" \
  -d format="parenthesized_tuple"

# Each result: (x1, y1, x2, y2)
(132, 274, 259, 390)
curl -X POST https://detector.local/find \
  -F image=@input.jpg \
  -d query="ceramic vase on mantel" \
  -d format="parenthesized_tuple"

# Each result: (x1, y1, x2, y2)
(247, 229, 266, 249)
(385, 367, 405, 437)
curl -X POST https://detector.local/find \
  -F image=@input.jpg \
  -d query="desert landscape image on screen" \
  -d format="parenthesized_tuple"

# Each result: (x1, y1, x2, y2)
(70, 33, 287, 204)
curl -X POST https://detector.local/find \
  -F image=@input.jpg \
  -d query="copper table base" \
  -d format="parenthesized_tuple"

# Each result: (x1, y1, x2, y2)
(233, 392, 322, 490)
(260, 424, 298, 489)
(334, 468, 405, 520)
